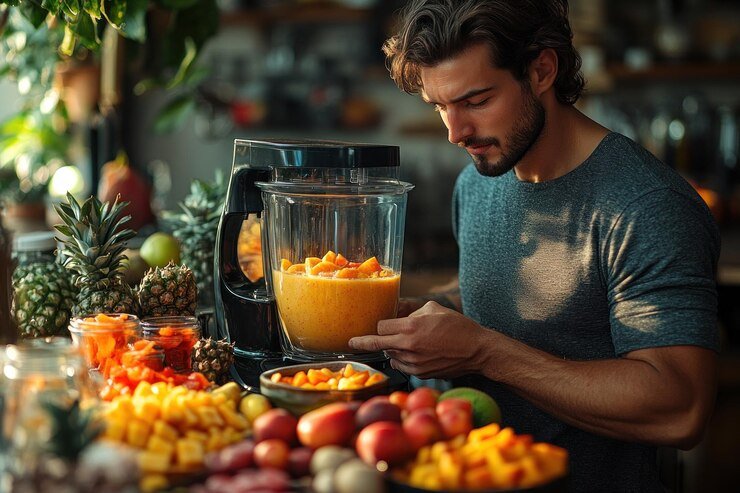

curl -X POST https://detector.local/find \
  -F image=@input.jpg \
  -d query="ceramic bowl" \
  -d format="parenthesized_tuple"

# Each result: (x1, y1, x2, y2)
(260, 360, 389, 415)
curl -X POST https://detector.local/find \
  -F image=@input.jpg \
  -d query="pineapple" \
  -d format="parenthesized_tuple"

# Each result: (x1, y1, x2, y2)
(192, 338, 235, 384)
(138, 262, 197, 317)
(43, 399, 103, 461)
(54, 193, 139, 316)
(12, 262, 76, 338)
(163, 174, 226, 307)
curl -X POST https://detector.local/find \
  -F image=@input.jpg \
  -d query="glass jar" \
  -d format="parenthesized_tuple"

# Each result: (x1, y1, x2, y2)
(68, 314, 141, 375)
(141, 316, 201, 372)
(1, 338, 97, 478)
(12, 231, 57, 267)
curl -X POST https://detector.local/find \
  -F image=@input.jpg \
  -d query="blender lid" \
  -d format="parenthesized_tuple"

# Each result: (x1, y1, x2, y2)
(233, 139, 400, 169)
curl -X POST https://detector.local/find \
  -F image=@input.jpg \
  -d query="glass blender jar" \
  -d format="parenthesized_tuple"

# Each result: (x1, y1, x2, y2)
(215, 139, 413, 369)
(259, 165, 413, 361)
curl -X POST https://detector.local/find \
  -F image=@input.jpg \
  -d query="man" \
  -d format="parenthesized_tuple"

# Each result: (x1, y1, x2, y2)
(348, 1, 720, 491)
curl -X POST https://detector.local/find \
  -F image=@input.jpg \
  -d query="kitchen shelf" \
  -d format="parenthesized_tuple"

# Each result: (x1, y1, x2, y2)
(220, 2, 372, 28)
(607, 62, 740, 81)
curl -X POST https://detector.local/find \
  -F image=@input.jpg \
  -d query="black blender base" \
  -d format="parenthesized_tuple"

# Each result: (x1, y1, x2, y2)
(231, 355, 410, 394)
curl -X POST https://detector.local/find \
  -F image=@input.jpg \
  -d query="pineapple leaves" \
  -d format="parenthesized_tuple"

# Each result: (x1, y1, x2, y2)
(42, 399, 102, 461)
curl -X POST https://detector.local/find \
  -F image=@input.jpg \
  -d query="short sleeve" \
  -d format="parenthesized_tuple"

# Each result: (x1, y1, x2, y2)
(603, 188, 721, 355)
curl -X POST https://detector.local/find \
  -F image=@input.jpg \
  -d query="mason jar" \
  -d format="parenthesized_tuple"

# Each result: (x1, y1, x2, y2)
(1, 337, 97, 480)
(141, 316, 201, 372)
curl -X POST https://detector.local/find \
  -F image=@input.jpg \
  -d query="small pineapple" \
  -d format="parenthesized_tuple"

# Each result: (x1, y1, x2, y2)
(55, 193, 139, 316)
(12, 262, 76, 338)
(163, 173, 226, 307)
(138, 262, 197, 317)
(192, 338, 235, 383)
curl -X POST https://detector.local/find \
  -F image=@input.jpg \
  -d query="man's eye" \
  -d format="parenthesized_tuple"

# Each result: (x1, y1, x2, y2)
(466, 98, 489, 108)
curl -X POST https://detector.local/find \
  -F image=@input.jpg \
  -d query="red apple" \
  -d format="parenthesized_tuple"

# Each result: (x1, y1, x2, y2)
(436, 398, 472, 417)
(204, 439, 255, 473)
(355, 421, 414, 467)
(356, 396, 402, 429)
(388, 391, 409, 410)
(438, 407, 473, 439)
(253, 408, 298, 444)
(297, 402, 357, 449)
(253, 438, 291, 470)
(402, 408, 443, 451)
(406, 387, 440, 413)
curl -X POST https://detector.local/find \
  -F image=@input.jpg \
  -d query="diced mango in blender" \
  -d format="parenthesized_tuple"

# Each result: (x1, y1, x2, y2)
(305, 257, 321, 270)
(335, 253, 348, 267)
(309, 261, 338, 276)
(322, 250, 337, 263)
(335, 267, 359, 279)
(280, 259, 292, 271)
(358, 256, 382, 275)
(286, 264, 306, 274)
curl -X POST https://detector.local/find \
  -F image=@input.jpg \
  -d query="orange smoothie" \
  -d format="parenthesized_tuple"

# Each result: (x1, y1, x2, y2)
(273, 269, 400, 352)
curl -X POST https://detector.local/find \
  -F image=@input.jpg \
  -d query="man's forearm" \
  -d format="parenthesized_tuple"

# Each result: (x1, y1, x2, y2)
(474, 329, 716, 449)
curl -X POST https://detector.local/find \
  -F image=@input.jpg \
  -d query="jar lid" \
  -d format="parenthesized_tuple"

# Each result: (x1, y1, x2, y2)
(13, 231, 57, 253)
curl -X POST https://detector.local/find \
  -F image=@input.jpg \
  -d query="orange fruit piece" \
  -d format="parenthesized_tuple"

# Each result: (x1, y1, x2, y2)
(309, 261, 338, 276)
(322, 250, 337, 263)
(286, 264, 306, 274)
(357, 256, 382, 275)
(335, 254, 348, 267)
(335, 267, 359, 279)
(280, 259, 292, 271)
(304, 257, 321, 269)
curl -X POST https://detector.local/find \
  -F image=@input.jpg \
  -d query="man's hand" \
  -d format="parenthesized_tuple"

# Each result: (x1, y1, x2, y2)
(349, 301, 488, 378)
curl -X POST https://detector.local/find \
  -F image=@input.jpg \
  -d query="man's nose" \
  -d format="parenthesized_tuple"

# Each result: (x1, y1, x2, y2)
(445, 108, 474, 146)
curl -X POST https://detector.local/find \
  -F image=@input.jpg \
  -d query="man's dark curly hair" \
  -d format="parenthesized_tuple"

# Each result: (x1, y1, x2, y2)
(384, 0, 585, 105)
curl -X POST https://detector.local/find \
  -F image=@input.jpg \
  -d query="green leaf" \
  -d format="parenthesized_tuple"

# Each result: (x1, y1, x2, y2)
(62, 0, 81, 18)
(2, 0, 21, 7)
(165, 37, 196, 89)
(83, 0, 101, 19)
(60, 24, 77, 56)
(20, 1, 50, 28)
(162, 0, 218, 69)
(68, 11, 99, 50)
(103, 0, 147, 42)
(41, 0, 61, 15)
(153, 95, 195, 134)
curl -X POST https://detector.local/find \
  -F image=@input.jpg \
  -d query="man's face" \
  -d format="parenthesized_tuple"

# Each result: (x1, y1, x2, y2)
(420, 43, 546, 177)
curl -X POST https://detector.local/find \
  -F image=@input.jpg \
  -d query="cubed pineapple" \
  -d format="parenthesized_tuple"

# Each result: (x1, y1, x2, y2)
(152, 420, 179, 442)
(126, 419, 151, 449)
(102, 419, 126, 442)
(146, 435, 174, 457)
(176, 438, 204, 468)
(133, 381, 153, 399)
(134, 397, 161, 423)
(195, 406, 224, 428)
(185, 430, 209, 443)
(217, 404, 249, 431)
(138, 450, 172, 473)
(139, 473, 169, 493)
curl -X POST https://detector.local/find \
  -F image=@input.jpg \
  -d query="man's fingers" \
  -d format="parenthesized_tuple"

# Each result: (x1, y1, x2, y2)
(348, 335, 384, 352)
(378, 318, 406, 336)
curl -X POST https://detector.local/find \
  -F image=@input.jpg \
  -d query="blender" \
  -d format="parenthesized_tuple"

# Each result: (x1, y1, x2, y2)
(214, 139, 414, 389)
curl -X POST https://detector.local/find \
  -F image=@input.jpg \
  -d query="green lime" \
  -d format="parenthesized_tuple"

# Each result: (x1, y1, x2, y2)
(140, 232, 180, 268)
(439, 387, 502, 427)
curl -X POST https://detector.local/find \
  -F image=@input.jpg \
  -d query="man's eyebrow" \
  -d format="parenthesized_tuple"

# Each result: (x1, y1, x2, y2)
(422, 86, 495, 105)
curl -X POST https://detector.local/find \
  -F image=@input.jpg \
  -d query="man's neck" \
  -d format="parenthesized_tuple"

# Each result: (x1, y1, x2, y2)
(514, 104, 609, 183)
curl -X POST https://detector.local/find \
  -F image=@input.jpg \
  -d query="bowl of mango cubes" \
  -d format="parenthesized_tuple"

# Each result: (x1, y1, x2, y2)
(260, 361, 389, 416)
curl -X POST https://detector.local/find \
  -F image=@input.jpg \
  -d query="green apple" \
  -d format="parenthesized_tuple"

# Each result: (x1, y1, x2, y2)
(140, 232, 180, 268)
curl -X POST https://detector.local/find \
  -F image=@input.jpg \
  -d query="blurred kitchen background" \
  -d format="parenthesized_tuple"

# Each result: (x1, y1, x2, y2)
(0, 0, 739, 490)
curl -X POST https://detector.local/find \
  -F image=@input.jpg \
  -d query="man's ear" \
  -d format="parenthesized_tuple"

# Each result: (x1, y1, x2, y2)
(529, 48, 558, 97)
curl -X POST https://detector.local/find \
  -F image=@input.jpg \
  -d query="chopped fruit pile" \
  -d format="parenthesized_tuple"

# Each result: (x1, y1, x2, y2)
(394, 424, 568, 491)
(100, 345, 211, 401)
(100, 382, 251, 490)
(280, 250, 394, 279)
(269, 363, 386, 391)
(71, 313, 140, 376)
(142, 325, 200, 372)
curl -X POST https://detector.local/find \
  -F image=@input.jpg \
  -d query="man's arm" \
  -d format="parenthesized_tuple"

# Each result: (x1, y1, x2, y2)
(350, 302, 717, 450)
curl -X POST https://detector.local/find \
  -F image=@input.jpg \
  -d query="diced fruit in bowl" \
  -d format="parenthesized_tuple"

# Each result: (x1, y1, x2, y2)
(270, 363, 386, 391)
(391, 423, 568, 491)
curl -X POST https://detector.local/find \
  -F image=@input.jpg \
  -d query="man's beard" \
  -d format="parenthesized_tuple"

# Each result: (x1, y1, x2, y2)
(463, 85, 546, 177)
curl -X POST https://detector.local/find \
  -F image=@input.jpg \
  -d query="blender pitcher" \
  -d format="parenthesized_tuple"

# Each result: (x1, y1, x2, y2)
(215, 139, 413, 364)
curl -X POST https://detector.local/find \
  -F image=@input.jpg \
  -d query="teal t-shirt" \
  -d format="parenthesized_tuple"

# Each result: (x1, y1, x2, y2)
(451, 132, 720, 492)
